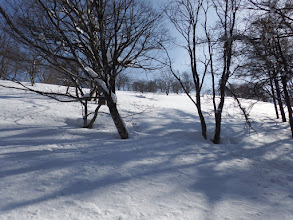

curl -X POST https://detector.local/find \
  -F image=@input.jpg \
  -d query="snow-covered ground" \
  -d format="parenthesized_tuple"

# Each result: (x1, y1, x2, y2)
(0, 80, 293, 220)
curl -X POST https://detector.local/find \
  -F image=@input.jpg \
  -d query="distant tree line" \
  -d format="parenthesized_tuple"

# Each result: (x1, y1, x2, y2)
(116, 71, 193, 95)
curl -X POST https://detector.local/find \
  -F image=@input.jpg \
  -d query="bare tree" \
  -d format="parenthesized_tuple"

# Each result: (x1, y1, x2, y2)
(209, 0, 243, 144)
(116, 73, 130, 91)
(171, 79, 182, 94)
(245, 0, 293, 137)
(132, 80, 146, 93)
(165, 0, 208, 139)
(0, 0, 166, 139)
(243, 16, 287, 122)
(0, 30, 26, 80)
(165, 0, 242, 143)
(181, 71, 194, 94)
(157, 71, 174, 95)
(249, 0, 293, 33)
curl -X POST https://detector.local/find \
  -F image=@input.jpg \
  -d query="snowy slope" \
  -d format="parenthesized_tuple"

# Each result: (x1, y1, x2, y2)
(0, 80, 293, 220)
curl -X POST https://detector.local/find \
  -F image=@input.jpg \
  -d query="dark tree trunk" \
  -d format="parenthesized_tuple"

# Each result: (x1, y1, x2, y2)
(83, 100, 88, 128)
(281, 75, 293, 138)
(107, 96, 129, 139)
(213, 96, 225, 144)
(84, 104, 102, 129)
(198, 109, 207, 139)
(196, 93, 207, 139)
(269, 77, 279, 119)
(211, 0, 236, 144)
(276, 38, 293, 137)
(274, 76, 286, 122)
(213, 112, 222, 144)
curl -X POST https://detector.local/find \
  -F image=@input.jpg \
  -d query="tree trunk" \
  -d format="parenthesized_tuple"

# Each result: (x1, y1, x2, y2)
(83, 100, 88, 128)
(281, 75, 293, 138)
(213, 97, 225, 144)
(213, 112, 222, 144)
(196, 93, 207, 139)
(198, 109, 207, 139)
(107, 96, 129, 139)
(275, 38, 293, 137)
(84, 104, 101, 129)
(274, 76, 286, 122)
(269, 77, 279, 119)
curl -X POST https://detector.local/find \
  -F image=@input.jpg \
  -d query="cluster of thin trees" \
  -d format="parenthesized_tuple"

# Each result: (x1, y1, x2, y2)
(0, 0, 292, 143)
(163, 0, 293, 142)
(243, 0, 293, 137)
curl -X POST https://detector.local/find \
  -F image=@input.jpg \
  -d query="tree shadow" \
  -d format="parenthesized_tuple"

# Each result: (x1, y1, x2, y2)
(1, 105, 293, 218)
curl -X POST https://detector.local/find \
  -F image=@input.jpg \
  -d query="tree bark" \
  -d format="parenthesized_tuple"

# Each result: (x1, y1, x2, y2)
(274, 75, 286, 122)
(213, 112, 222, 144)
(198, 109, 207, 140)
(269, 76, 279, 119)
(281, 75, 293, 138)
(84, 104, 102, 129)
(213, 96, 225, 144)
(107, 96, 129, 139)
(83, 100, 88, 128)
(195, 92, 207, 139)
(275, 37, 293, 136)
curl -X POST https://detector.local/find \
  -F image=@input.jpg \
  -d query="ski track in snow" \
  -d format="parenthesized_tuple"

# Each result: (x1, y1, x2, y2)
(0, 81, 293, 220)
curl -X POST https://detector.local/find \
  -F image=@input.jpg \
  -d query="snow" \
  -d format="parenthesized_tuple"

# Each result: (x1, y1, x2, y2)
(0, 80, 293, 220)
(76, 27, 84, 34)
(38, 33, 45, 41)
(85, 67, 109, 94)
(107, 49, 112, 64)
(85, 66, 98, 78)
(111, 92, 117, 104)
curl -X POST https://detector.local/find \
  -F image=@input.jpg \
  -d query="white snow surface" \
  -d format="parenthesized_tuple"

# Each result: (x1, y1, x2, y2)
(85, 67, 109, 95)
(0, 80, 293, 220)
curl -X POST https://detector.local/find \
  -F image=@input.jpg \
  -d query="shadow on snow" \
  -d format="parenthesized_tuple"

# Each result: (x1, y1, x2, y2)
(0, 107, 293, 217)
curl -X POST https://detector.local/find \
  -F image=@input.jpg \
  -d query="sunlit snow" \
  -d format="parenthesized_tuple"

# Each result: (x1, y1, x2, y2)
(0, 80, 292, 220)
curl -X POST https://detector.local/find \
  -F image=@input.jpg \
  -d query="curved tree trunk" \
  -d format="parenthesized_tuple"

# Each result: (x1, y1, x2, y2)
(84, 104, 102, 129)
(107, 96, 129, 139)
(196, 93, 207, 140)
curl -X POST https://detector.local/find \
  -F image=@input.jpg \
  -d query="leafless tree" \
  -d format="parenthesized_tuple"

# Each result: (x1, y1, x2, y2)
(171, 79, 182, 94)
(165, 0, 243, 143)
(246, 0, 293, 137)
(132, 80, 146, 93)
(208, 0, 243, 144)
(157, 71, 174, 95)
(249, 0, 293, 33)
(0, 30, 26, 80)
(181, 71, 194, 94)
(0, 0, 166, 139)
(116, 73, 130, 91)
(243, 16, 287, 122)
(165, 0, 208, 139)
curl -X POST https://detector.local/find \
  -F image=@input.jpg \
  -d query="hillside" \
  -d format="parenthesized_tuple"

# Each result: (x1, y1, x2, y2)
(0, 81, 293, 220)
